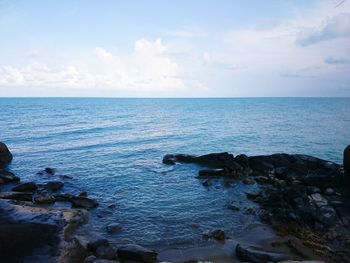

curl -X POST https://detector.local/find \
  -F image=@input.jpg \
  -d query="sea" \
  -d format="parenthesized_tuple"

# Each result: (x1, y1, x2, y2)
(0, 97, 349, 250)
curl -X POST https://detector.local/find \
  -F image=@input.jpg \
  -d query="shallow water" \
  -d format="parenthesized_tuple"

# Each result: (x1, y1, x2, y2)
(1, 98, 349, 249)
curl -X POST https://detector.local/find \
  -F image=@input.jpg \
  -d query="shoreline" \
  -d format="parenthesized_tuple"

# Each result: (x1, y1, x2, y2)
(1, 142, 349, 262)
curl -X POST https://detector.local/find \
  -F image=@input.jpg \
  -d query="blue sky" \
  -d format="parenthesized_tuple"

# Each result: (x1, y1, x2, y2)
(0, 0, 349, 97)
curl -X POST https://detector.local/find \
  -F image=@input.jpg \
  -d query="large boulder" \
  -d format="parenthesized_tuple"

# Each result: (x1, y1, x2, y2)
(117, 244, 157, 263)
(0, 142, 12, 168)
(344, 145, 350, 182)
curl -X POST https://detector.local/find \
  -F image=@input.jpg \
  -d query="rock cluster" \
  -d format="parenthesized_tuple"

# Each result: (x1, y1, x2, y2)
(0, 142, 158, 263)
(164, 147, 350, 262)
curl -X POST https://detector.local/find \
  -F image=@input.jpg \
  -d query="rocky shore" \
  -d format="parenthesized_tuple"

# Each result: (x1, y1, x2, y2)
(1, 141, 350, 262)
(0, 142, 157, 263)
(163, 149, 350, 262)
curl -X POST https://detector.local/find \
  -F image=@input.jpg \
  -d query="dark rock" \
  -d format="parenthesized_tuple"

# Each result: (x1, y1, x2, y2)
(274, 167, 288, 177)
(12, 182, 37, 192)
(235, 154, 250, 169)
(79, 191, 88, 197)
(0, 142, 13, 168)
(84, 255, 97, 263)
(43, 181, 64, 191)
(95, 245, 117, 260)
(162, 154, 176, 165)
(163, 152, 243, 171)
(71, 196, 99, 209)
(243, 178, 255, 185)
(307, 186, 321, 194)
(34, 193, 56, 204)
(106, 223, 122, 234)
(308, 193, 328, 207)
(254, 176, 270, 184)
(344, 145, 350, 182)
(0, 169, 20, 183)
(211, 229, 225, 240)
(87, 238, 110, 252)
(107, 204, 116, 209)
(227, 202, 240, 211)
(117, 244, 157, 263)
(235, 244, 288, 263)
(323, 187, 334, 195)
(0, 192, 32, 201)
(0, 223, 58, 260)
(45, 167, 55, 175)
(318, 206, 337, 226)
(198, 168, 225, 177)
(202, 179, 211, 187)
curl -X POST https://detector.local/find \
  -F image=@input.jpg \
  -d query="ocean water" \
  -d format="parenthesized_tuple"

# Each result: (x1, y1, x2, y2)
(1, 98, 349, 249)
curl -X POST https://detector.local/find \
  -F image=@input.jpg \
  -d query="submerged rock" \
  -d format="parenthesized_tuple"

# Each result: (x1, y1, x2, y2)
(106, 223, 122, 234)
(0, 142, 13, 168)
(12, 182, 38, 192)
(235, 244, 288, 263)
(117, 244, 157, 263)
(45, 167, 56, 175)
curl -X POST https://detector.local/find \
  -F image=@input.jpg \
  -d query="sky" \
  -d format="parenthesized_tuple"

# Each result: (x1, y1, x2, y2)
(0, 0, 349, 97)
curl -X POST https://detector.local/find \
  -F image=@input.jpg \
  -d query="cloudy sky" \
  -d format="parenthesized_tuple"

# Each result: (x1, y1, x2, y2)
(0, 0, 349, 97)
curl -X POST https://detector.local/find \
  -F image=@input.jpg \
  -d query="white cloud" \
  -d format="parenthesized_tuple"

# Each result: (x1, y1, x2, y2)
(202, 1, 350, 80)
(296, 13, 350, 46)
(0, 38, 188, 95)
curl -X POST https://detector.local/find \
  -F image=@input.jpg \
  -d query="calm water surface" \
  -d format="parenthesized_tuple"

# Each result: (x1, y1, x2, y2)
(1, 98, 349, 249)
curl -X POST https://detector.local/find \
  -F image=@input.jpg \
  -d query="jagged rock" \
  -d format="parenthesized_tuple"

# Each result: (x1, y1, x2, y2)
(117, 244, 157, 263)
(79, 191, 88, 197)
(43, 181, 64, 191)
(106, 223, 122, 234)
(235, 244, 288, 263)
(12, 182, 38, 192)
(0, 142, 13, 168)
(0, 169, 20, 183)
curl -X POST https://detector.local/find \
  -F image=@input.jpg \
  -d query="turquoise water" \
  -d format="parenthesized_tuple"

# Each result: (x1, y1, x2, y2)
(1, 98, 349, 249)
